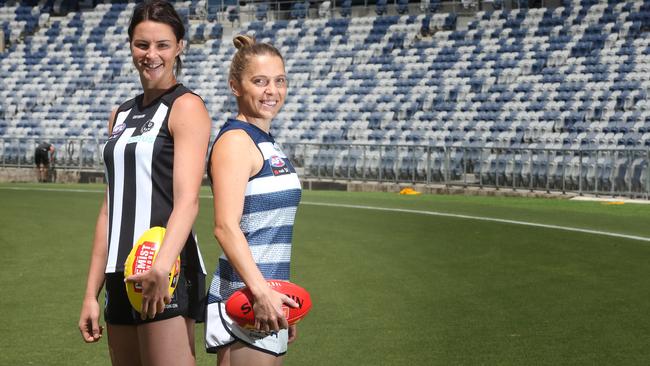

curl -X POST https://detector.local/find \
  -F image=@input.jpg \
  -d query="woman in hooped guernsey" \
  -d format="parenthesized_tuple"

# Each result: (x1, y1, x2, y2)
(205, 34, 303, 366)
(78, 1, 211, 365)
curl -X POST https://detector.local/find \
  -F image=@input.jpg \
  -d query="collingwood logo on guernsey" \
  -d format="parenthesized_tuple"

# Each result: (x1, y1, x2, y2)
(140, 120, 155, 133)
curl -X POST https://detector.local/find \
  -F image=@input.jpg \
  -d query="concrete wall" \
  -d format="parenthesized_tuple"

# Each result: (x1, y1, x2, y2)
(303, 178, 576, 199)
(1, 167, 574, 199)
(0, 167, 104, 183)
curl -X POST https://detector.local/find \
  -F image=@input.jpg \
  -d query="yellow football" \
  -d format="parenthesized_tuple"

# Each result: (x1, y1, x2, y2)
(123, 226, 181, 313)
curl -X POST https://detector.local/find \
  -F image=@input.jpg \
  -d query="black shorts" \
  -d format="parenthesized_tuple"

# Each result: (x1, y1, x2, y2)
(34, 149, 49, 166)
(104, 269, 206, 325)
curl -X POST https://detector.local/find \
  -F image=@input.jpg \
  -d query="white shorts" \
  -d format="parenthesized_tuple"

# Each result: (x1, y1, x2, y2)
(205, 302, 288, 356)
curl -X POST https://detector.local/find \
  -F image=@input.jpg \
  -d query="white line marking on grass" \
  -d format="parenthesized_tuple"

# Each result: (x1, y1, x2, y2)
(300, 201, 650, 243)
(2, 186, 648, 242)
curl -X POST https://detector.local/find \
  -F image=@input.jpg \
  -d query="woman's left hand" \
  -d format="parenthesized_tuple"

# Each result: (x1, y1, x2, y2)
(125, 266, 171, 319)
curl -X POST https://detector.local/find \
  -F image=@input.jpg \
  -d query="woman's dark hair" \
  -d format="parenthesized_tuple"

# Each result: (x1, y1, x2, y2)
(128, 0, 185, 76)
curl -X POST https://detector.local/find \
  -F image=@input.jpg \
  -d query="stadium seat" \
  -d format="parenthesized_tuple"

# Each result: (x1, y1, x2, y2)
(375, 0, 387, 16)
(318, 1, 331, 17)
(340, 0, 351, 17)
(226, 6, 238, 24)
(397, 0, 408, 15)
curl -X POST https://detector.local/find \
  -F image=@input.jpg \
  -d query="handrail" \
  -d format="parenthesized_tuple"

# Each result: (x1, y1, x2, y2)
(1, 136, 647, 198)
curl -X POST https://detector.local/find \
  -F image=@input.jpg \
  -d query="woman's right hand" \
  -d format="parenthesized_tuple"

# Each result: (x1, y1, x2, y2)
(78, 297, 103, 343)
(252, 286, 299, 334)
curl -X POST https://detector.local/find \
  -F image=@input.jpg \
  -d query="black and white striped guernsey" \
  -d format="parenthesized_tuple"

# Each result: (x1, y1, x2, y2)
(102, 84, 206, 274)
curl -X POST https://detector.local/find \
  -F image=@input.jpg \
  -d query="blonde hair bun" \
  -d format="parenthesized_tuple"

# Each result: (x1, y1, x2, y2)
(229, 34, 284, 83)
(233, 34, 256, 50)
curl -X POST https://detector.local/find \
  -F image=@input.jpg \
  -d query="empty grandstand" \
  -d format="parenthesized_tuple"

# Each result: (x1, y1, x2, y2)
(1, 0, 649, 197)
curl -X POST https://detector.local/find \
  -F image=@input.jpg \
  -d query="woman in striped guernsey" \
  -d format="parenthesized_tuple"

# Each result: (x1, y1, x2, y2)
(205, 34, 302, 365)
(78, 1, 211, 365)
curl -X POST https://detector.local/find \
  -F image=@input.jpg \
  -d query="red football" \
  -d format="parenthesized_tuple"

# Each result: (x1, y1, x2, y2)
(225, 280, 312, 328)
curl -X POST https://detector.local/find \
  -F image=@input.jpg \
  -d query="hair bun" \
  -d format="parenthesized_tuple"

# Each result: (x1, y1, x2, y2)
(233, 34, 256, 50)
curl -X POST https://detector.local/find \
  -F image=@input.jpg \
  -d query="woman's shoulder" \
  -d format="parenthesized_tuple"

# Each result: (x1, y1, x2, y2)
(172, 89, 206, 109)
(161, 84, 206, 111)
(218, 120, 251, 140)
(168, 90, 208, 122)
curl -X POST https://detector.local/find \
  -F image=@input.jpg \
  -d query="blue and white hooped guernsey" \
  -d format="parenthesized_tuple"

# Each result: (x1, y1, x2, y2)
(207, 119, 302, 304)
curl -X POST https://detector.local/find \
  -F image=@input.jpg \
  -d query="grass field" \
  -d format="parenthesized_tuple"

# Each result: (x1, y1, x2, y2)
(1, 183, 649, 365)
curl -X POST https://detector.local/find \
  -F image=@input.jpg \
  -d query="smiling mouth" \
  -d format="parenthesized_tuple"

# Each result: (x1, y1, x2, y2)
(143, 62, 162, 70)
(261, 100, 277, 107)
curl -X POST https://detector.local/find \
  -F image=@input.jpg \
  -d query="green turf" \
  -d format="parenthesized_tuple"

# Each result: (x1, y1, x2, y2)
(0, 183, 649, 365)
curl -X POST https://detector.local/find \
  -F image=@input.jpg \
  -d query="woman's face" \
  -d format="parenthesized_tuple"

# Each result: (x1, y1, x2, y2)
(130, 20, 182, 88)
(231, 54, 287, 123)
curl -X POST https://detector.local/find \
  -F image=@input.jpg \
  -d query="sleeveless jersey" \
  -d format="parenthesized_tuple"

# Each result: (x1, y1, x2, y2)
(207, 119, 302, 303)
(102, 84, 206, 274)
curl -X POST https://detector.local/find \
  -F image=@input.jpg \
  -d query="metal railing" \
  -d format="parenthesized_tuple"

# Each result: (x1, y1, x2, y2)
(281, 142, 650, 198)
(2, 137, 648, 198)
(0, 136, 104, 171)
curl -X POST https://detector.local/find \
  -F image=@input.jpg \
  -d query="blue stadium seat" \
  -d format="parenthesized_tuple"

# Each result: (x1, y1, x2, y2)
(375, 0, 387, 16)
(397, 0, 408, 15)
(227, 6, 238, 23)
(255, 3, 268, 21)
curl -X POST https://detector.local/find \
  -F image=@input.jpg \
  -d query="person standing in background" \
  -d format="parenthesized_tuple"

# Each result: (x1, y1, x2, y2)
(34, 141, 55, 182)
